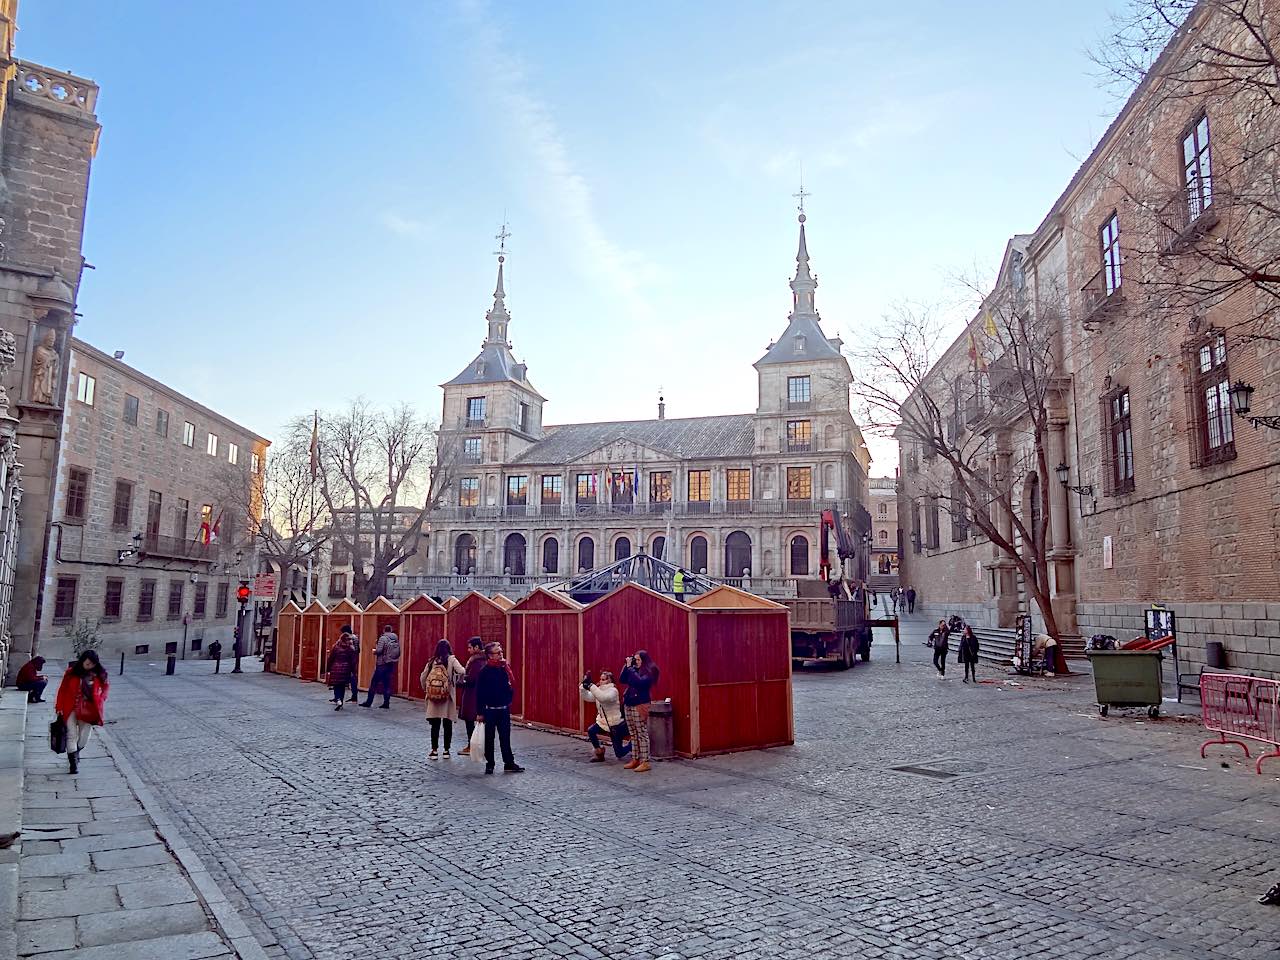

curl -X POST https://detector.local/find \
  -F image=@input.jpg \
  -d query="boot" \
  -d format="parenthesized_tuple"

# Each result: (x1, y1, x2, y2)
(591, 748, 606, 763)
(68, 751, 78, 774)
(623, 758, 640, 770)
(1260, 882, 1280, 906)
(633, 761, 651, 773)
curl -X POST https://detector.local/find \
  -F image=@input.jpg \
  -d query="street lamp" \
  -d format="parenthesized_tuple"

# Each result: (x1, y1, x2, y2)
(1055, 462, 1093, 497)
(1229, 379, 1280, 430)
(116, 532, 143, 564)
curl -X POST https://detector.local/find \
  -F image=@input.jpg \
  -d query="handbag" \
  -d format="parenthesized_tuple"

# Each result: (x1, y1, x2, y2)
(49, 715, 67, 754)
(468, 720, 486, 764)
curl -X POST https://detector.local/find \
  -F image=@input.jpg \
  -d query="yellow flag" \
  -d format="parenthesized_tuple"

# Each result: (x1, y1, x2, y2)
(983, 311, 998, 338)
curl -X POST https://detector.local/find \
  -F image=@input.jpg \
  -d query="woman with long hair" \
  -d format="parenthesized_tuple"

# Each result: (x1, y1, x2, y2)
(619, 649, 659, 773)
(958, 625, 981, 683)
(325, 633, 358, 711)
(420, 638, 465, 758)
(54, 650, 109, 774)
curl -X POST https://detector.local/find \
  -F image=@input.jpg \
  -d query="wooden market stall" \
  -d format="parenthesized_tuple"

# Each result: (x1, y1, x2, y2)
(323, 598, 362, 683)
(442, 597, 460, 611)
(507, 588, 583, 725)
(687, 585, 794, 754)
(490, 594, 516, 611)
(444, 592, 508, 658)
(358, 597, 402, 692)
(581, 583, 695, 755)
(273, 601, 302, 677)
(400, 595, 447, 698)
(298, 600, 327, 681)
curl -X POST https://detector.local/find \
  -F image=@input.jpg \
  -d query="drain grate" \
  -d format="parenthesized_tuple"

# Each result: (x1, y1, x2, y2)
(890, 764, 959, 779)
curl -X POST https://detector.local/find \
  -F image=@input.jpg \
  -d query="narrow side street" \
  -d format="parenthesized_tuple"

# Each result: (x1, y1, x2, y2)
(16, 618, 1274, 960)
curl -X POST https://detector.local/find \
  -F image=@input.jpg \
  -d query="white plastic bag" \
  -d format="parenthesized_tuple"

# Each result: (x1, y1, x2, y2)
(469, 721, 485, 764)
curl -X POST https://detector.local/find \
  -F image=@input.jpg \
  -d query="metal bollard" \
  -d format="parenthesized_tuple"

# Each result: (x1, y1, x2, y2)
(119, 651, 125, 676)
(215, 657, 221, 674)
(165, 655, 176, 676)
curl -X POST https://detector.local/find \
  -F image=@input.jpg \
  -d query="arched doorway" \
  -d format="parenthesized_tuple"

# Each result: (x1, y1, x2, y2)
(503, 533, 527, 576)
(790, 535, 809, 575)
(725, 531, 752, 578)
(614, 536, 632, 562)
(651, 535, 666, 561)
(689, 535, 708, 574)
(541, 536, 559, 574)
(577, 536, 595, 572)
(454, 533, 476, 575)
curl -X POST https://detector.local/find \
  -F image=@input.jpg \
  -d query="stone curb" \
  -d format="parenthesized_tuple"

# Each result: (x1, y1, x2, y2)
(97, 727, 269, 960)
(0, 694, 28, 960)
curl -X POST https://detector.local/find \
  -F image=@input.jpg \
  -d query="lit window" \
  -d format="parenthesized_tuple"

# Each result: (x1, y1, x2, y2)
(786, 420, 812, 452)
(228, 442, 239, 465)
(541, 475, 562, 505)
(576, 473, 597, 502)
(207, 433, 218, 456)
(183, 422, 195, 447)
(459, 477, 480, 507)
(786, 467, 812, 500)
(649, 471, 672, 503)
(77, 373, 95, 406)
(727, 469, 751, 501)
(687, 470, 711, 502)
(506, 475, 528, 506)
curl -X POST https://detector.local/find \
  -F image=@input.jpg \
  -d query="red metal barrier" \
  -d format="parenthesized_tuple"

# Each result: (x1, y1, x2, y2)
(1200, 673, 1280, 774)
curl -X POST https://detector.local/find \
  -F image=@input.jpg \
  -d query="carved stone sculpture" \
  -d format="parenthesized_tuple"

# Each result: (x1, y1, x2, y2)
(0, 330, 15, 414)
(29, 328, 58, 405)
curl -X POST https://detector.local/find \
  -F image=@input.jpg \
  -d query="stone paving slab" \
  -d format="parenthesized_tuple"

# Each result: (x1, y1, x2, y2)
(16, 704, 269, 959)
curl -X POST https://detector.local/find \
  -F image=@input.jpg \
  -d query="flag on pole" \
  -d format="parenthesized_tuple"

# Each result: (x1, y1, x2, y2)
(198, 516, 211, 545)
(210, 510, 223, 544)
(983, 310, 998, 339)
(309, 411, 319, 481)
(967, 331, 988, 372)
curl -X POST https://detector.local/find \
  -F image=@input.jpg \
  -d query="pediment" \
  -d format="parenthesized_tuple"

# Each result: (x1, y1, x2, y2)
(569, 435, 676, 465)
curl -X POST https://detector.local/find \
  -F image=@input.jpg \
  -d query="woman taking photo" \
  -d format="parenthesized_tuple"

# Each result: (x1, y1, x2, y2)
(54, 650, 109, 774)
(619, 650, 659, 773)
(420, 639, 466, 758)
(325, 633, 358, 710)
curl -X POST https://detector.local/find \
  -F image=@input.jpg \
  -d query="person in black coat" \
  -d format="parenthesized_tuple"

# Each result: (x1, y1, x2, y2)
(475, 642, 524, 775)
(929, 620, 949, 677)
(957, 625, 980, 683)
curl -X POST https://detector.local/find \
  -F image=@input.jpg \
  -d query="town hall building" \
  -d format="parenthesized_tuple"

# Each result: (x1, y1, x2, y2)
(416, 213, 873, 591)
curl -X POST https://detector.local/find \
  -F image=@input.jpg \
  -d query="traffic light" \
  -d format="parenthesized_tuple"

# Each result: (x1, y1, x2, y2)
(236, 582, 251, 605)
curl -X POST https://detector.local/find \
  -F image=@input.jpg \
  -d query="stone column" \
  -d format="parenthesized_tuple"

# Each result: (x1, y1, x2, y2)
(986, 445, 1020, 628)
(1046, 415, 1079, 634)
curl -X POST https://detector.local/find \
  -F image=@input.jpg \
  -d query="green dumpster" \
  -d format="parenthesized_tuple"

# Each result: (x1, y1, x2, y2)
(1087, 650, 1164, 717)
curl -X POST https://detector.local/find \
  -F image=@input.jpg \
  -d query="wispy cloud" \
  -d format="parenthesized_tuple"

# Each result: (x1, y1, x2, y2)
(378, 211, 431, 237)
(456, 0, 658, 323)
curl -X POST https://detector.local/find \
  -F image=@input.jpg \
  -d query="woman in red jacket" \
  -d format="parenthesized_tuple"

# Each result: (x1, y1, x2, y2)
(54, 650, 109, 774)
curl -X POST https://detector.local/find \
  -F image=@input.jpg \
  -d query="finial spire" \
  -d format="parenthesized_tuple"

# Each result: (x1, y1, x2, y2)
(485, 220, 512, 347)
(788, 184, 817, 316)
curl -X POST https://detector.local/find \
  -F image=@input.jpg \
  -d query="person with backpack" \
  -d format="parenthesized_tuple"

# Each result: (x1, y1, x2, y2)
(325, 633, 358, 710)
(53, 650, 109, 774)
(420, 639, 465, 758)
(475, 641, 524, 774)
(457, 637, 486, 756)
(580, 669, 630, 762)
(362, 624, 400, 710)
(619, 650, 659, 773)
(957, 624, 980, 683)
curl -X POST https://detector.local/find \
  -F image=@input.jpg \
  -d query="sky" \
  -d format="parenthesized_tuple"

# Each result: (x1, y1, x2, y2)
(19, 0, 1127, 475)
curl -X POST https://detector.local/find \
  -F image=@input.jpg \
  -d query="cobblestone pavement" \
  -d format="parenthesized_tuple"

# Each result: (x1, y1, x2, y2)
(86, 619, 1279, 960)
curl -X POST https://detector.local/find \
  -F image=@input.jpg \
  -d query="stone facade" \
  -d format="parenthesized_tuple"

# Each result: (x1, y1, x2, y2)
(40, 340, 269, 660)
(868, 476, 899, 581)
(0, 4, 102, 679)
(899, 2, 1280, 677)
(404, 215, 872, 597)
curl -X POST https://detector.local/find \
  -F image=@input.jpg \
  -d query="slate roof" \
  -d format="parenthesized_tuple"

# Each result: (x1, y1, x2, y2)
(509, 414, 755, 465)
(756, 313, 844, 365)
(443, 343, 543, 398)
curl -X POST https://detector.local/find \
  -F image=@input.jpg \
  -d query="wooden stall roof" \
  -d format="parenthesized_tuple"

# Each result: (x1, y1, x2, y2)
(490, 594, 516, 611)
(363, 596, 400, 614)
(442, 597, 460, 610)
(687, 584, 787, 610)
(327, 598, 362, 617)
(400, 595, 445, 613)
(302, 600, 328, 615)
(583, 580, 689, 613)
(279, 600, 304, 615)
(508, 587, 583, 613)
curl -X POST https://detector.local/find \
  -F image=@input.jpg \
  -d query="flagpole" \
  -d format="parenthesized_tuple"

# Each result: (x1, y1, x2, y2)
(306, 410, 318, 607)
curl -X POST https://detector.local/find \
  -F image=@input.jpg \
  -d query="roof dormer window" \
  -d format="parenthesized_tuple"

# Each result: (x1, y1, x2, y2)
(475, 359, 486, 376)
(793, 334, 806, 354)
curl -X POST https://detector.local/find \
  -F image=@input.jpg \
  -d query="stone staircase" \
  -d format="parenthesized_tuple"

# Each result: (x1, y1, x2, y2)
(970, 627, 1086, 666)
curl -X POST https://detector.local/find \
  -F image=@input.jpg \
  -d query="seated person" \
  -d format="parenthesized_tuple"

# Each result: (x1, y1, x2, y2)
(15, 656, 48, 703)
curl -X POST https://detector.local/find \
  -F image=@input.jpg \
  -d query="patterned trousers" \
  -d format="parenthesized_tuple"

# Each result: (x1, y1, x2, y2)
(624, 704, 650, 763)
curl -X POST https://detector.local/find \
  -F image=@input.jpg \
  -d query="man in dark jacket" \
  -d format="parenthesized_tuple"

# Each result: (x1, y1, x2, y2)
(458, 637, 487, 756)
(475, 642, 524, 774)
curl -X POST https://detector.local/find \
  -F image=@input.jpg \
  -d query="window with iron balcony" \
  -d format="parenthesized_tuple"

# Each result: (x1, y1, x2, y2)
(1082, 212, 1124, 324)
(1186, 331, 1235, 467)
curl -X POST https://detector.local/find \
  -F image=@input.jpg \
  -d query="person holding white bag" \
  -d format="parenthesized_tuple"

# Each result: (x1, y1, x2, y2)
(420, 639, 465, 759)
(474, 642, 524, 774)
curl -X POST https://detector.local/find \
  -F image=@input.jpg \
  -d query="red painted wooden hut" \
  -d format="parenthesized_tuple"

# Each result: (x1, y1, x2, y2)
(687, 585, 793, 755)
(323, 598, 361, 682)
(444, 592, 508, 659)
(507, 588, 583, 725)
(358, 597, 402, 692)
(298, 600, 327, 681)
(400, 595, 447, 698)
(581, 583, 695, 754)
(491, 594, 516, 611)
(442, 597, 460, 611)
(273, 601, 302, 677)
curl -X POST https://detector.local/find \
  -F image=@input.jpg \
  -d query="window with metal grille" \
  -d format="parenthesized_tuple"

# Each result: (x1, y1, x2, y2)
(193, 582, 207, 619)
(167, 580, 184, 620)
(785, 467, 811, 500)
(123, 393, 139, 425)
(1188, 331, 1235, 466)
(1182, 113, 1212, 219)
(786, 420, 812, 452)
(65, 467, 89, 520)
(1107, 389, 1135, 494)
(137, 580, 156, 622)
(111, 480, 133, 529)
(1101, 213, 1122, 295)
(216, 583, 229, 618)
(103, 578, 123, 620)
(53, 577, 77, 623)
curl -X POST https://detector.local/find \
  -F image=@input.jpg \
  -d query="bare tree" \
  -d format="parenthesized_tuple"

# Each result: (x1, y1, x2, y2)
(853, 282, 1069, 640)
(215, 417, 327, 610)
(1093, 0, 1280, 338)
(317, 400, 457, 604)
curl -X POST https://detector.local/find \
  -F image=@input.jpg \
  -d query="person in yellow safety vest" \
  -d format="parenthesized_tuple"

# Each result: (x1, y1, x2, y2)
(673, 568, 686, 603)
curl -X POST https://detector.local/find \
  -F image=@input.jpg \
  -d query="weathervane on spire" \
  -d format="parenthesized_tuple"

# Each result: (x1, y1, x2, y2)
(494, 219, 511, 262)
(793, 167, 810, 222)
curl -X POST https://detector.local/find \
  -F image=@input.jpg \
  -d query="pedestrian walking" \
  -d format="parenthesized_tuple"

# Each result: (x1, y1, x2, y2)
(619, 650, 659, 773)
(906, 586, 917, 614)
(580, 670, 630, 762)
(53, 651, 109, 774)
(958, 624, 980, 683)
(325, 633, 358, 710)
(930, 620, 950, 677)
(420, 639, 465, 758)
(362, 624, 401, 710)
(673, 568, 687, 603)
(15, 656, 48, 703)
(475, 642, 524, 774)
(342, 625, 361, 702)
(457, 637, 486, 756)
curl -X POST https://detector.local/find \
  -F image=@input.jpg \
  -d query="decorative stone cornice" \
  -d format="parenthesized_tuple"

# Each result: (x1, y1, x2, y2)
(12, 60, 97, 118)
